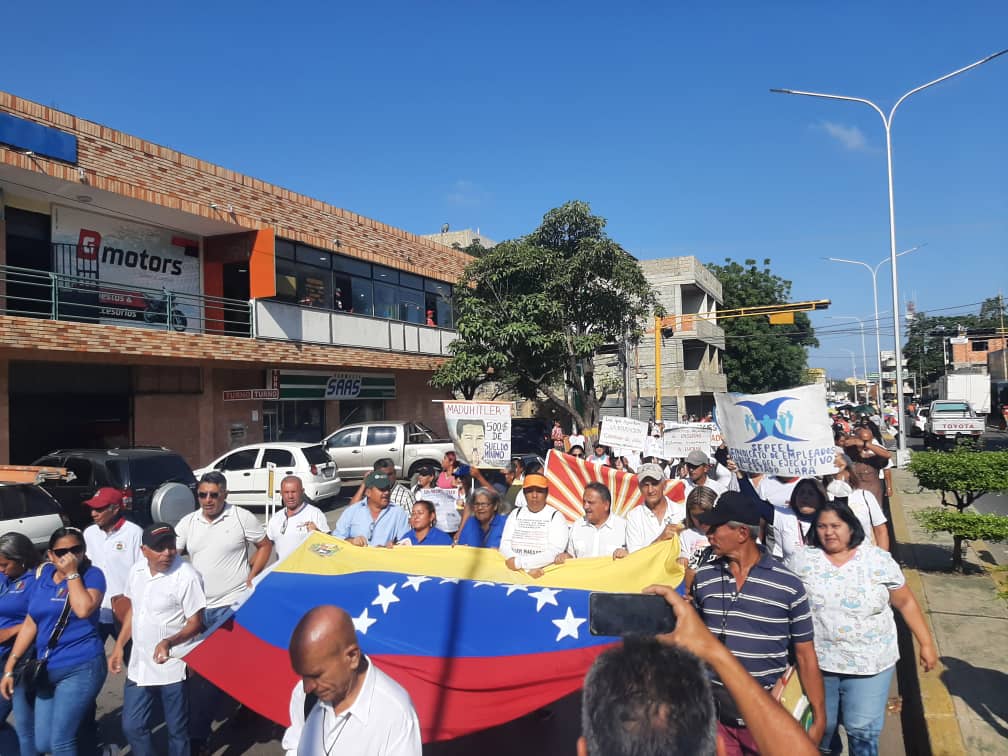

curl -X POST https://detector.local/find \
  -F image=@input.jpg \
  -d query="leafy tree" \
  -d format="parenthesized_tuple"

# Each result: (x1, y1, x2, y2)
(705, 258, 818, 393)
(909, 450, 1008, 570)
(903, 295, 1007, 385)
(431, 201, 660, 430)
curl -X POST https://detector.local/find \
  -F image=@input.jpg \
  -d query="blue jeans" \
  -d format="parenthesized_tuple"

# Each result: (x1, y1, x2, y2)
(820, 665, 895, 756)
(25, 653, 108, 756)
(123, 677, 189, 756)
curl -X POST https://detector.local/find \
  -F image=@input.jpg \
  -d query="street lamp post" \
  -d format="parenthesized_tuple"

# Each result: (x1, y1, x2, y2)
(827, 245, 924, 407)
(772, 48, 1008, 461)
(829, 315, 869, 403)
(839, 348, 860, 402)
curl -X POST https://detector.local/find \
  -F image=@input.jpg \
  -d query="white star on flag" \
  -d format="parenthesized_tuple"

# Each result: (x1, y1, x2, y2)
(504, 584, 530, 596)
(528, 587, 561, 612)
(473, 581, 496, 588)
(352, 608, 377, 635)
(439, 577, 460, 584)
(401, 575, 431, 592)
(552, 607, 586, 641)
(372, 584, 400, 614)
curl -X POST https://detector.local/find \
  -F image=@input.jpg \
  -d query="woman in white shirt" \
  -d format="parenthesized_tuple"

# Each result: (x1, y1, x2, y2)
(771, 478, 827, 561)
(786, 501, 936, 755)
(677, 485, 716, 592)
(828, 454, 890, 551)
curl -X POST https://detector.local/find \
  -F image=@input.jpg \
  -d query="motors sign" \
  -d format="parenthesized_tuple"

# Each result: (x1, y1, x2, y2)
(223, 389, 280, 401)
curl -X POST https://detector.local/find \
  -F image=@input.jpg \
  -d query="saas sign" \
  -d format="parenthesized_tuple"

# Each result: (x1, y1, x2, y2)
(325, 375, 364, 399)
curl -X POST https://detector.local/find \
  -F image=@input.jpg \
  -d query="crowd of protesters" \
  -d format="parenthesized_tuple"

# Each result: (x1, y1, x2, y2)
(0, 404, 937, 755)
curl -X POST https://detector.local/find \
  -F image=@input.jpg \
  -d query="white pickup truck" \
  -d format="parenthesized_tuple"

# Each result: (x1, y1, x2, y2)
(323, 421, 455, 484)
(923, 400, 985, 449)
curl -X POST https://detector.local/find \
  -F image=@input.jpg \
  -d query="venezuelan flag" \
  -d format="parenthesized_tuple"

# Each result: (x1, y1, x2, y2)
(184, 532, 684, 742)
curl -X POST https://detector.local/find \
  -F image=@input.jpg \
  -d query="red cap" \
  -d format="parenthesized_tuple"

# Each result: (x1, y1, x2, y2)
(85, 487, 124, 509)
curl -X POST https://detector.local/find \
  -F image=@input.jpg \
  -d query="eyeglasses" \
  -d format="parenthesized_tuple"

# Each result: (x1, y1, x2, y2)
(52, 545, 84, 557)
(473, 500, 495, 509)
(197, 491, 221, 500)
(685, 463, 701, 471)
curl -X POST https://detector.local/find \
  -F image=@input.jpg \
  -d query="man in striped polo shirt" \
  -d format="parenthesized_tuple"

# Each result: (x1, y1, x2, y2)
(692, 492, 825, 755)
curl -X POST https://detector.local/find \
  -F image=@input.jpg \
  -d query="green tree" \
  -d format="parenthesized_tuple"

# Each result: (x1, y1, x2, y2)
(904, 296, 1007, 385)
(431, 201, 660, 430)
(909, 450, 1008, 570)
(706, 258, 818, 393)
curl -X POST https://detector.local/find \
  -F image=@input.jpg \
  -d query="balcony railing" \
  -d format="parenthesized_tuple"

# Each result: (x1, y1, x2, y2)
(0, 264, 251, 336)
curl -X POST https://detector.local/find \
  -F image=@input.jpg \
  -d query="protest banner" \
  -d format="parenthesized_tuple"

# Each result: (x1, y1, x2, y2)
(598, 416, 649, 453)
(662, 423, 715, 459)
(443, 401, 512, 467)
(714, 384, 837, 476)
(421, 487, 462, 533)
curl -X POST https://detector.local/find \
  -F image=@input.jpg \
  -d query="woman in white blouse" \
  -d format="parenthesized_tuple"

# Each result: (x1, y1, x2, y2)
(786, 501, 936, 755)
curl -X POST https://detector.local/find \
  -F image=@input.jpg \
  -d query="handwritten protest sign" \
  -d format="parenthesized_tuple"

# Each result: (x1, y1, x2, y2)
(714, 384, 836, 476)
(662, 423, 715, 459)
(643, 435, 665, 459)
(599, 416, 649, 453)
(443, 401, 512, 467)
(419, 487, 462, 533)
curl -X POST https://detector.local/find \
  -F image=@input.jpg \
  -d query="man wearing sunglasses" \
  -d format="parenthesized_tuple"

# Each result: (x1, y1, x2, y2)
(331, 471, 410, 547)
(82, 487, 143, 644)
(681, 450, 732, 500)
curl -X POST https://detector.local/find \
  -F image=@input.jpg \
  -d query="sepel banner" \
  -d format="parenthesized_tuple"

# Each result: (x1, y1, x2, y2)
(443, 401, 512, 468)
(51, 205, 201, 332)
(714, 383, 837, 477)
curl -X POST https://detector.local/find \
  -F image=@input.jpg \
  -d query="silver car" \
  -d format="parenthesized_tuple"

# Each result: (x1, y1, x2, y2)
(0, 467, 72, 550)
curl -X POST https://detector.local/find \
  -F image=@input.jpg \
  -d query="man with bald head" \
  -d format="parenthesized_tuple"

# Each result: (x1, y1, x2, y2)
(288, 605, 421, 755)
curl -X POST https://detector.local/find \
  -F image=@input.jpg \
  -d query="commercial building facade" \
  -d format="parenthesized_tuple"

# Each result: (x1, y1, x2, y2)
(0, 92, 469, 466)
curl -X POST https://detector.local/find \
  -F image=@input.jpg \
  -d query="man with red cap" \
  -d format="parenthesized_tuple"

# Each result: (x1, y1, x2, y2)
(83, 487, 143, 643)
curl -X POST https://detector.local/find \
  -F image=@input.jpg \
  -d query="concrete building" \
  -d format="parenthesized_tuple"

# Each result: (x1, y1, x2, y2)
(421, 228, 496, 250)
(0, 91, 470, 466)
(600, 256, 726, 422)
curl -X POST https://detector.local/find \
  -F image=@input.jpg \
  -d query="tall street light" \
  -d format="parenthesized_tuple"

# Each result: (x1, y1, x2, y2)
(828, 315, 869, 403)
(827, 244, 925, 406)
(772, 48, 1008, 461)
(838, 348, 860, 402)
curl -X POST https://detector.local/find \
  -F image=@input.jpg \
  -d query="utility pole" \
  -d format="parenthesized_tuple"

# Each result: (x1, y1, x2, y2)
(1000, 292, 1007, 381)
(654, 315, 662, 422)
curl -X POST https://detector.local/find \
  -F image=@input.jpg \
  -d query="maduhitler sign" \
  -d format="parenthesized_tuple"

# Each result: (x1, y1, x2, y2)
(223, 389, 280, 401)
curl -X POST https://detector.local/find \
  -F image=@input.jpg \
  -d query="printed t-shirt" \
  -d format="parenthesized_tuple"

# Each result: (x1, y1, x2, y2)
(84, 518, 143, 624)
(0, 571, 36, 649)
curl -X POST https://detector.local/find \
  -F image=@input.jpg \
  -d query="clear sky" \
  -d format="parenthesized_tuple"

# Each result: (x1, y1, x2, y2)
(2, 2, 1005, 380)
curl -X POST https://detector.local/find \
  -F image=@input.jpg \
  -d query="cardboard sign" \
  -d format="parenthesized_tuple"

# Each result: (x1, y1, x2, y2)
(599, 416, 649, 453)
(444, 401, 512, 467)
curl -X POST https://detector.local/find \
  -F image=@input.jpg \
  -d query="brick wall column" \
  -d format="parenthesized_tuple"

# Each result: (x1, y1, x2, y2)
(198, 366, 216, 466)
(0, 360, 8, 465)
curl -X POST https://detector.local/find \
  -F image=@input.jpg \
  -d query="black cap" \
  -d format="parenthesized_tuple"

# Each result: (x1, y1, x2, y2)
(696, 492, 760, 528)
(142, 522, 177, 549)
(416, 465, 434, 477)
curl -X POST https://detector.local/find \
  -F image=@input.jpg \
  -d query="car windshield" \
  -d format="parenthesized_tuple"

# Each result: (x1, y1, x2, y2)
(933, 403, 969, 413)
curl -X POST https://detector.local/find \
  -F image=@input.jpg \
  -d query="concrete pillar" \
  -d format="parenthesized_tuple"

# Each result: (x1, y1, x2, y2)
(0, 360, 8, 465)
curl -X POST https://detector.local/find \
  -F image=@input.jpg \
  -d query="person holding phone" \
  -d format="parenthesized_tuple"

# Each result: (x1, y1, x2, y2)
(1, 527, 108, 756)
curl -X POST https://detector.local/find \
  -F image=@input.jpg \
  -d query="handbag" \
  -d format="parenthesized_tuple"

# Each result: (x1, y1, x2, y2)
(15, 593, 73, 697)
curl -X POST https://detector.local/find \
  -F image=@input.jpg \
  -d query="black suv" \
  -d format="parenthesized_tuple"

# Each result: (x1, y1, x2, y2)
(33, 448, 197, 528)
(510, 418, 552, 457)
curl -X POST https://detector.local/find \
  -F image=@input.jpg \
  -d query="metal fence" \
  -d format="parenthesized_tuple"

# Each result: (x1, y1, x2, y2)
(0, 264, 252, 337)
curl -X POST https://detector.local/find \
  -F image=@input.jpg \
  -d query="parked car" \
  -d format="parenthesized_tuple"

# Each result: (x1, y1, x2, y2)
(33, 447, 198, 528)
(0, 466, 73, 549)
(194, 442, 341, 507)
(511, 418, 552, 457)
(323, 422, 453, 484)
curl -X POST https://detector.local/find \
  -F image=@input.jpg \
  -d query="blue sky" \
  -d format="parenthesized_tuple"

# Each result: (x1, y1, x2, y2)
(2, 2, 1005, 379)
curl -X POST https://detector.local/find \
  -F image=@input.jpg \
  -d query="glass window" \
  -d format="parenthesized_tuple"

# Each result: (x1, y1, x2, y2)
(302, 445, 330, 465)
(130, 457, 196, 487)
(0, 488, 24, 520)
(400, 272, 423, 290)
(217, 449, 259, 471)
(425, 280, 452, 297)
(327, 428, 362, 448)
(366, 426, 398, 446)
(63, 458, 93, 486)
(296, 245, 332, 269)
(400, 287, 424, 323)
(373, 282, 399, 320)
(261, 449, 296, 468)
(333, 255, 371, 278)
(425, 292, 453, 328)
(373, 265, 399, 285)
(276, 239, 295, 260)
(333, 274, 352, 311)
(24, 487, 60, 516)
(275, 258, 298, 303)
(350, 277, 373, 316)
(299, 270, 332, 309)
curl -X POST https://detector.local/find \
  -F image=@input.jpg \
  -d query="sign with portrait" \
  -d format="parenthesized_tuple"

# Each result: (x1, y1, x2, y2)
(443, 401, 512, 467)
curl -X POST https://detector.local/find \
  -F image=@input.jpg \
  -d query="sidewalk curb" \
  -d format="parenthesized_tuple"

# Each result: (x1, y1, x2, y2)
(889, 488, 968, 756)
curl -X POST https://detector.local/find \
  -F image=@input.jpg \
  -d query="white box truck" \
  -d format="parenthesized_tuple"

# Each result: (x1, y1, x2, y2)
(930, 373, 990, 415)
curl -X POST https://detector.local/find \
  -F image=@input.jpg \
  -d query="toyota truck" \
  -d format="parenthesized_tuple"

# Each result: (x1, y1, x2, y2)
(923, 400, 985, 450)
(323, 421, 455, 484)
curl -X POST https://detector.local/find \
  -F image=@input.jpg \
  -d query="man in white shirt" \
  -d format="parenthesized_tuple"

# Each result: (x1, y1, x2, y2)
(556, 482, 627, 562)
(626, 463, 686, 553)
(83, 487, 143, 645)
(499, 474, 570, 576)
(266, 476, 330, 561)
(289, 605, 421, 756)
(175, 471, 271, 752)
(109, 522, 206, 756)
(681, 450, 732, 499)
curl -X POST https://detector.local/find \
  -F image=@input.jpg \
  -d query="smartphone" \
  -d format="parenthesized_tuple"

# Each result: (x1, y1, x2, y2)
(589, 592, 676, 637)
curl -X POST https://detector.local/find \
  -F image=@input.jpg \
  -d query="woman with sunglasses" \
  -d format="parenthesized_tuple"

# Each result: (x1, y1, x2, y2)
(0, 532, 41, 753)
(1, 527, 108, 756)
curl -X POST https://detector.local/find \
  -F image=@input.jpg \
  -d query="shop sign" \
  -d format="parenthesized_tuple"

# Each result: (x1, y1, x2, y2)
(277, 371, 396, 400)
(223, 389, 280, 401)
(51, 205, 201, 332)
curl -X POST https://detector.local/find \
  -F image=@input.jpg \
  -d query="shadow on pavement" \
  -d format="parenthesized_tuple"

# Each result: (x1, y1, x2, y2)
(940, 656, 1008, 740)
